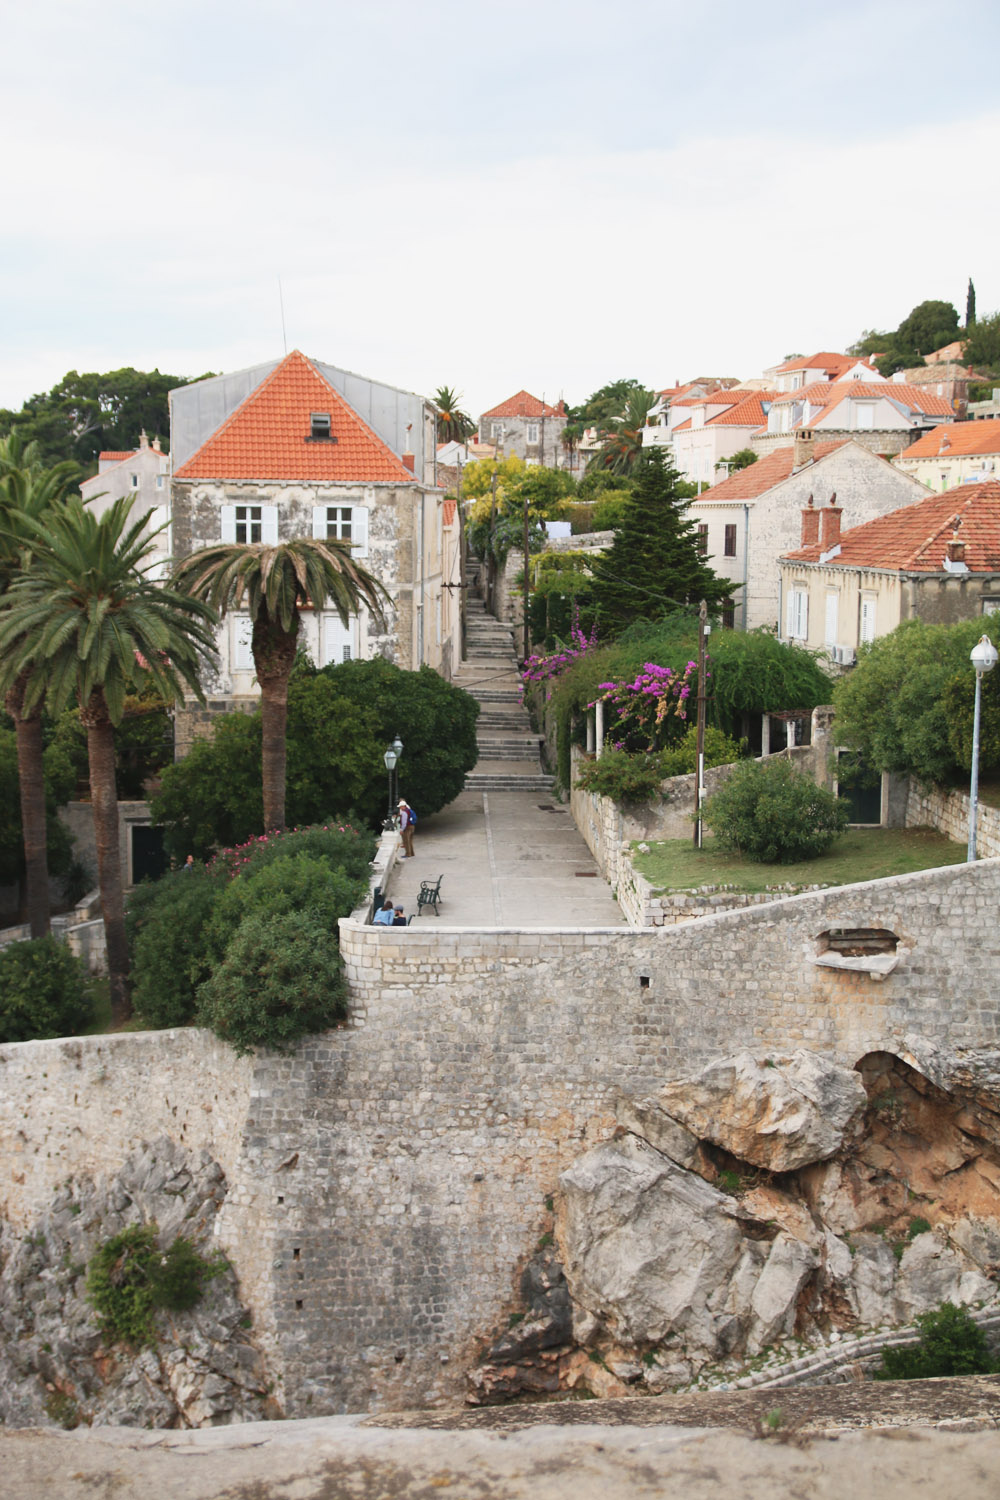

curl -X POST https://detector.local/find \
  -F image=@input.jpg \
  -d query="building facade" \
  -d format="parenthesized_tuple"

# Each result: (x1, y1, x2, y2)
(477, 390, 567, 467)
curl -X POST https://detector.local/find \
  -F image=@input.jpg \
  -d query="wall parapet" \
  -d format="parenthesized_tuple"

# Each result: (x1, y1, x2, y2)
(906, 780, 1000, 858)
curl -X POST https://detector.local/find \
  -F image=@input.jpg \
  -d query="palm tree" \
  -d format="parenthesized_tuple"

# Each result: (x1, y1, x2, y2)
(589, 388, 658, 475)
(173, 538, 387, 835)
(0, 434, 79, 937)
(434, 385, 474, 444)
(0, 496, 218, 1023)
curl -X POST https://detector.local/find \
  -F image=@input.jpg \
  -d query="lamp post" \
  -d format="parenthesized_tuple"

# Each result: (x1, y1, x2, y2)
(383, 746, 398, 830)
(967, 634, 998, 862)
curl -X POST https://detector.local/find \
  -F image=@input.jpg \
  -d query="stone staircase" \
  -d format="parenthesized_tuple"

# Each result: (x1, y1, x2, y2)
(456, 599, 554, 792)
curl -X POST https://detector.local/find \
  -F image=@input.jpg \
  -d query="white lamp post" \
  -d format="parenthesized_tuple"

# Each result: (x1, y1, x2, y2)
(967, 634, 999, 861)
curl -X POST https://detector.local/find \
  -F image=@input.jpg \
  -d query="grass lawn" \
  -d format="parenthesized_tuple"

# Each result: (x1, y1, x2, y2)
(631, 827, 966, 894)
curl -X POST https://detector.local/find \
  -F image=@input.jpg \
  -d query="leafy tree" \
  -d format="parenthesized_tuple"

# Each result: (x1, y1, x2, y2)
(197, 909, 348, 1055)
(433, 385, 474, 443)
(0, 368, 200, 473)
(717, 448, 757, 473)
(876, 1301, 995, 1381)
(127, 865, 222, 1029)
(572, 378, 649, 431)
(174, 538, 387, 835)
(0, 497, 218, 1024)
(588, 388, 658, 474)
(704, 757, 849, 863)
(962, 310, 1000, 372)
(203, 853, 366, 969)
(459, 453, 526, 499)
(0, 432, 80, 935)
(0, 936, 93, 1042)
(151, 660, 478, 855)
(832, 617, 1000, 787)
(851, 301, 961, 376)
(587, 450, 731, 633)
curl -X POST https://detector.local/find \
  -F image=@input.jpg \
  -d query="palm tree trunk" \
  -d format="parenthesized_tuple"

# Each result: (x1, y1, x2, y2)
(253, 612, 298, 835)
(6, 674, 50, 939)
(81, 689, 131, 1025)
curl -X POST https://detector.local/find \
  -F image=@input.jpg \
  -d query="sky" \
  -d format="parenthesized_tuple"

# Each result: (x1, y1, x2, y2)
(3, 0, 1000, 421)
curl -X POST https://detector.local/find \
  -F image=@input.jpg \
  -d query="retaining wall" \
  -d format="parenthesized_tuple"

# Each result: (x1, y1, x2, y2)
(906, 780, 1000, 858)
(2, 858, 999, 1418)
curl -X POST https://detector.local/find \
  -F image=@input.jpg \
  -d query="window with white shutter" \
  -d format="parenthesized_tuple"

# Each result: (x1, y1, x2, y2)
(860, 595, 877, 642)
(233, 615, 254, 671)
(786, 586, 808, 640)
(825, 591, 838, 646)
(222, 504, 277, 544)
(311, 505, 369, 557)
(321, 612, 356, 666)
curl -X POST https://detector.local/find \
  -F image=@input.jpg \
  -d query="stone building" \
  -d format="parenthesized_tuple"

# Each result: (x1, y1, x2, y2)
(751, 375, 954, 461)
(80, 432, 171, 576)
(169, 351, 460, 743)
(687, 433, 931, 631)
(779, 478, 1000, 666)
(477, 390, 568, 467)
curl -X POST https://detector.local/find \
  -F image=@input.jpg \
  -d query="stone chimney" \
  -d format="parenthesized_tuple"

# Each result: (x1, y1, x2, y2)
(152, 436, 162, 453)
(820, 497, 842, 551)
(946, 518, 965, 566)
(800, 494, 820, 548)
(401, 451, 415, 473)
(139, 429, 149, 449)
(793, 427, 815, 469)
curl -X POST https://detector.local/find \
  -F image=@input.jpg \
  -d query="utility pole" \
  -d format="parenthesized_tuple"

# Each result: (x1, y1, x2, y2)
(487, 464, 499, 615)
(457, 460, 467, 661)
(694, 599, 708, 849)
(522, 484, 531, 662)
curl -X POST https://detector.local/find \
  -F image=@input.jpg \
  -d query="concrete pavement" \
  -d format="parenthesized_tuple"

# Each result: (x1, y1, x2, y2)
(387, 788, 624, 928)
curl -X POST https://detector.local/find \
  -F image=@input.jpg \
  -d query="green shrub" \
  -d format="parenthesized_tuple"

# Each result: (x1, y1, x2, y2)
(876, 1301, 996, 1381)
(658, 725, 745, 777)
(209, 822, 375, 884)
(0, 937, 93, 1042)
(703, 758, 849, 863)
(86, 1223, 222, 1346)
(204, 853, 367, 966)
(575, 748, 671, 804)
(197, 909, 348, 1055)
(127, 867, 223, 1029)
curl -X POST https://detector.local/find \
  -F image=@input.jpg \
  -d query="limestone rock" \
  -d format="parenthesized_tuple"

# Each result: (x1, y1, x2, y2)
(614, 1095, 701, 1170)
(895, 1232, 994, 1321)
(652, 1050, 867, 1171)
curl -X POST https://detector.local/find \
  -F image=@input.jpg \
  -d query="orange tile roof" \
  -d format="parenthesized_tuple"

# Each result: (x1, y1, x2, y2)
(174, 350, 415, 483)
(442, 498, 457, 526)
(898, 419, 1000, 460)
(99, 450, 137, 462)
(770, 379, 953, 421)
(707, 391, 776, 427)
(695, 440, 850, 500)
(480, 390, 565, 420)
(783, 480, 1000, 572)
(773, 351, 861, 375)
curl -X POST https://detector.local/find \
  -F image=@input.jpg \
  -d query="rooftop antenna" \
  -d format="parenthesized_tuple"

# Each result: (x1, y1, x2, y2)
(278, 276, 288, 355)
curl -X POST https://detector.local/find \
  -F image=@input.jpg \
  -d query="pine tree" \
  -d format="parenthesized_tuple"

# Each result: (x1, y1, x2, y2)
(587, 450, 731, 635)
(967, 278, 977, 327)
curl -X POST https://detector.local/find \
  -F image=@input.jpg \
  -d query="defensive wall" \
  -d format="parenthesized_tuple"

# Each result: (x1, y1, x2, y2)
(2, 858, 999, 1417)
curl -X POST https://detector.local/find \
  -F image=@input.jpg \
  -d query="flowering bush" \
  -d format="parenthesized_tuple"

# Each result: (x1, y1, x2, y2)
(595, 660, 699, 752)
(207, 822, 374, 884)
(521, 614, 599, 697)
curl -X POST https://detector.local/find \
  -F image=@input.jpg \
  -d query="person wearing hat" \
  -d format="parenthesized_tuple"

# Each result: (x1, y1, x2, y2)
(398, 799, 416, 858)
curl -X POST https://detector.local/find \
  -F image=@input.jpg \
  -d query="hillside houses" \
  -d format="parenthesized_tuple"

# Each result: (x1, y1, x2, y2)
(779, 480, 1000, 665)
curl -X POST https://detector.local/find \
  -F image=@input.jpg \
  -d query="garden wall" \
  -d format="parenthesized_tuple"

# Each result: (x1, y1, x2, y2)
(4, 858, 1000, 1418)
(905, 780, 1000, 858)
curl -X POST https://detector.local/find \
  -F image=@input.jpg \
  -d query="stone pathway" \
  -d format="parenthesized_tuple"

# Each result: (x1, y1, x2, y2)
(455, 598, 553, 793)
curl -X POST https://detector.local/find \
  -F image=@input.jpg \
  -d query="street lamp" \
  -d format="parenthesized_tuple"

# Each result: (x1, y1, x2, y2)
(967, 634, 999, 861)
(383, 746, 398, 830)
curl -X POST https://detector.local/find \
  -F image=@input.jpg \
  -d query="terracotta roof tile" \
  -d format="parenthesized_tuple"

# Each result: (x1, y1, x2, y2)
(783, 480, 1000, 572)
(442, 498, 457, 526)
(98, 450, 137, 462)
(695, 441, 850, 500)
(706, 391, 776, 427)
(772, 352, 867, 375)
(899, 419, 1000, 460)
(480, 390, 565, 421)
(174, 350, 415, 483)
(770, 379, 953, 420)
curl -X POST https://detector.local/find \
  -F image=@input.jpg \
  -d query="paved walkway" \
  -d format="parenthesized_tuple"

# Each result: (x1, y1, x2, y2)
(388, 789, 624, 928)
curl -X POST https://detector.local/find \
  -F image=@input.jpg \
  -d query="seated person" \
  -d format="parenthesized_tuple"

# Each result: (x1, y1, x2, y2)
(373, 899, 395, 926)
(392, 906, 407, 926)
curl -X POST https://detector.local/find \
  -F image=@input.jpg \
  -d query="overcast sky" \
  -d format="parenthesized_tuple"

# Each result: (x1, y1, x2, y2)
(3, 0, 999, 420)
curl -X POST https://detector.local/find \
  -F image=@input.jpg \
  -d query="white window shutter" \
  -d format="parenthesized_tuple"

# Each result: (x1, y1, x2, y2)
(352, 506, 369, 557)
(312, 505, 327, 540)
(234, 615, 254, 671)
(261, 506, 279, 545)
(799, 593, 808, 639)
(221, 504, 236, 543)
(786, 590, 796, 638)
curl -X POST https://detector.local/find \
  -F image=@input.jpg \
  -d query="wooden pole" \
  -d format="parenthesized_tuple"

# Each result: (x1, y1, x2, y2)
(694, 599, 708, 848)
(457, 461, 467, 661)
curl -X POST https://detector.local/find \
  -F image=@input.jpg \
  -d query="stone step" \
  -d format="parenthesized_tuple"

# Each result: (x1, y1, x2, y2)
(475, 745, 543, 761)
(477, 715, 533, 731)
(461, 689, 524, 704)
(464, 774, 555, 791)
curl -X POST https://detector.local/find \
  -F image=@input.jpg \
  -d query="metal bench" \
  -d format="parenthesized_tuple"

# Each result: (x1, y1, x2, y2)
(417, 875, 443, 916)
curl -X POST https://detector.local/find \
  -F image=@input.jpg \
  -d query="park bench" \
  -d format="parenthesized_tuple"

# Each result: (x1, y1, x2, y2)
(417, 875, 443, 916)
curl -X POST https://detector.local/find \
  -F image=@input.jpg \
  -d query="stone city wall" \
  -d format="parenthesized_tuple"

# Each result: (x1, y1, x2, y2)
(2, 858, 999, 1418)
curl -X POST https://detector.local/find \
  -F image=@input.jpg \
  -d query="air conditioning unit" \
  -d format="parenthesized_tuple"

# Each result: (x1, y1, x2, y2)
(830, 644, 856, 666)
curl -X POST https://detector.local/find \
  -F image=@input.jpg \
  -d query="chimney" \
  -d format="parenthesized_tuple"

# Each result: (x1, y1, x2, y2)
(139, 429, 149, 449)
(946, 531, 966, 566)
(800, 494, 820, 548)
(820, 497, 842, 551)
(793, 427, 815, 469)
(152, 436, 162, 452)
(401, 451, 415, 473)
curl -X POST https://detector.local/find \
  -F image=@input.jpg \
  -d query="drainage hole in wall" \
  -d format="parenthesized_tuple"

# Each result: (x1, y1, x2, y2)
(639, 975, 650, 989)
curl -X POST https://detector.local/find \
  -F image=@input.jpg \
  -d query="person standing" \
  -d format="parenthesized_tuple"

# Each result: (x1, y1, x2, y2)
(398, 800, 416, 859)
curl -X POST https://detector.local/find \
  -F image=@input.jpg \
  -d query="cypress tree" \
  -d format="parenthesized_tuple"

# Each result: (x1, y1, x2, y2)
(588, 449, 731, 635)
(967, 278, 977, 327)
